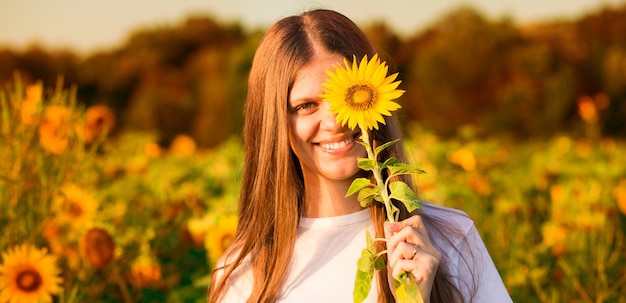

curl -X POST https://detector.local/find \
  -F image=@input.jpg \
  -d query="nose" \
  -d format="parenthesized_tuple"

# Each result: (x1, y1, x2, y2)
(319, 101, 342, 131)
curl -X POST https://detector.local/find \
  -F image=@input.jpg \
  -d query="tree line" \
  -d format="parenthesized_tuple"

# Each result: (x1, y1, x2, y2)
(1, 5, 625, 147)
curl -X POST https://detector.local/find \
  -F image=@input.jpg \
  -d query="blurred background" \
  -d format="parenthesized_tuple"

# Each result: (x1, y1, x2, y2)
(1, 0, 625, 302)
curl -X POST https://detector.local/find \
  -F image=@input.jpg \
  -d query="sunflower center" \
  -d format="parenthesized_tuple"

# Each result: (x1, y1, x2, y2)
(16, 268, 42, 292)
(345, 84, 376, 111)
(68, 202, 84, 217)
(81, 228, 115, 269)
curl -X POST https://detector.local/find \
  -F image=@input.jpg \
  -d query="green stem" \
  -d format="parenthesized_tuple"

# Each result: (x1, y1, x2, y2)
(360, 127, 395, 223)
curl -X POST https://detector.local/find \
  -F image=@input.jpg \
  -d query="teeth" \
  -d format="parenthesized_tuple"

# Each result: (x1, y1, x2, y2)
(320, 137, 354, 151)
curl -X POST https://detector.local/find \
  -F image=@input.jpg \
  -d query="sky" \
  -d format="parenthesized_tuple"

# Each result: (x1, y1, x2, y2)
(1, 0, 624, 55)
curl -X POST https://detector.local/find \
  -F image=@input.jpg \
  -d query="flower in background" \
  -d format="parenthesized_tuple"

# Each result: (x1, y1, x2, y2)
(52, 184, 99, 228)
(144, 142, 163, 159)
(0, 244, 62, 303)
(320, 54, 403, 131)
(204, 215, 238, 264)
(187, 214, 216, 246)
(21, 83, 42, 126)
(540, 222, 568, 256)
(614, 180, 626, 216)
(447, 148, 476, 172)
(38, 105, 71, 154)
(127, 255, 162, 289)
(170, 134, 197, 157)
(78, 225, 115, 270)
(83, 104, 116, 143)
(577, 95, 598, 123)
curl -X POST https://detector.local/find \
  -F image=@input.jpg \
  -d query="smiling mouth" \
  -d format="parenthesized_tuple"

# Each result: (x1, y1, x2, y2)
(319, 133, 359, 151)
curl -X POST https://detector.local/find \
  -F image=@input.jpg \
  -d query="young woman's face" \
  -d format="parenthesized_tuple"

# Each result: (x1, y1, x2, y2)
(288, 50, 366, 184)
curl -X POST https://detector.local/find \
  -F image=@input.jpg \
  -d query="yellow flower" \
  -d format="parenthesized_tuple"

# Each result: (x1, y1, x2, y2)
(187, 214, 216, 246)
(0, 244, 62, 303)
(541, 223, 568, 256)
(170, 134, 196, 157)
(204, 215, 238, 264)
(577, 95, 598, 123)
(21, 83, 43, 126)
(38, 105, 71, 154)
(321, 54, 404, 130)
(52, 184, 99, 228)
(127, 255, 162, 289)
(447, 148, 476, 172)
(82, 104, 115, 143)
(78, 226, 115, 269)
(613, 180, 626, 216)
(144, 142, 163, 159)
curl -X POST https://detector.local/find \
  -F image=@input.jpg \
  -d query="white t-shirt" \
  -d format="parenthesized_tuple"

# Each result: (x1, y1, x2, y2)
(216, 203, 512, 302)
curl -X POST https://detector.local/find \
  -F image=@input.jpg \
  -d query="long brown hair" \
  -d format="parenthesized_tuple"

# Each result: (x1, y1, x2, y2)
(209, 9, 468, 303)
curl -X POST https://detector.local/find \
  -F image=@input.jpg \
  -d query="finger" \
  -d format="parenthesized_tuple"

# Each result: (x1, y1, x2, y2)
(390, 254, 440, 284)
(387, 241, 418, 268)
(385, 223, 432, 257)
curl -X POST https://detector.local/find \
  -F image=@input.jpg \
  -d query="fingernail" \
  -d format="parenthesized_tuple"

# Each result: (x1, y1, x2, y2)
(388, 222, 399, 232)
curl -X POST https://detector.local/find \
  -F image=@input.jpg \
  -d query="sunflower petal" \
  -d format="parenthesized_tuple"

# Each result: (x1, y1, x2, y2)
(320, 53, 404, 131)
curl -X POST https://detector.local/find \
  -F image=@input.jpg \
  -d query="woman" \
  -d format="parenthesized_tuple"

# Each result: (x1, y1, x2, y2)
(209, 9, 511, 303)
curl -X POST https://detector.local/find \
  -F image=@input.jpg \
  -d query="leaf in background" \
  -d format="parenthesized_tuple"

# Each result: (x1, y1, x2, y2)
(353, 229, 377, 303)
(346, 178, 373, 197)
(394, 272, 423, 303)
(389, 181, 421, 212)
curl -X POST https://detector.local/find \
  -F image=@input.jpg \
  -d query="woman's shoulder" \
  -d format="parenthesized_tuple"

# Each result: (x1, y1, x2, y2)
(420, 201, 475, 232)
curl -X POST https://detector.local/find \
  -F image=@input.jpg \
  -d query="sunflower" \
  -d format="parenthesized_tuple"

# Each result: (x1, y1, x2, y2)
(187, 214, 216, 246)
(170, 134, 196, 157)
(0, 244, 62, 303)
(21, 83, 43, 127)
(81, 104, 115, 143)
(78, 225, 115, 269)
(204, 214, 238, 264)
(52, 183, 99, 228)
(127, 255, 162, 289)
(320, 54, 404, 131)
(38, 105, 71, 154)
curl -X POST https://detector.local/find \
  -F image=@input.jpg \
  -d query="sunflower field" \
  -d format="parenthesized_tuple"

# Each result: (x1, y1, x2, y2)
(1, 77, 625, 303)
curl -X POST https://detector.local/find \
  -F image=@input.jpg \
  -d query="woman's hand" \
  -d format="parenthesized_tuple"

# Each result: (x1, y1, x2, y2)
(384, 215, 441, 303)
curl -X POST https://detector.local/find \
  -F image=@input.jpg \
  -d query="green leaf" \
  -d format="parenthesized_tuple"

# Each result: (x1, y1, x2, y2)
(353, 230, 377, 303)
(358, 158, 376, 171)
(389, 181, 421, 212)
(374, 139, 400, 156)
(346, 178, 373, 197)
(374, 255, 386, 270)
(394, 272, 423, 303)
(357, 187, 379, 207)
(388, 163, 426, 178)
(382, 157, 400, 168)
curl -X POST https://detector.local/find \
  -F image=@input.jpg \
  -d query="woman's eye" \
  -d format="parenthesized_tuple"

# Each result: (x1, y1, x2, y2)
(298, 103, 314, 110)
(293, 102, 317, 113)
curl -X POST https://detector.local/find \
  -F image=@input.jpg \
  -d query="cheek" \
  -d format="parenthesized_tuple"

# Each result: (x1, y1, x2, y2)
(289, 116, 311, 147)
(288, 117, 304, 154)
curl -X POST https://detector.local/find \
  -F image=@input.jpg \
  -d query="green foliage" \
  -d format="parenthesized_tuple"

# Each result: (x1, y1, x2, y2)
(405, 124, 626, 302)
(0, 78, 242, 302)
(2, 77, 624, 301)
(388, 181, 420, 212)
(353, 229, 385, 303)
(394, 272, 422, 303)
(346, 178, 374, 197)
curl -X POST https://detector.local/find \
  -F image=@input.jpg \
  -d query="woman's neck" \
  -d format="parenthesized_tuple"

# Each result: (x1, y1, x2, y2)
(300, 177, 364, 218)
